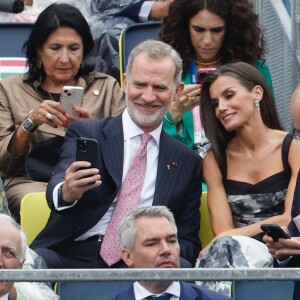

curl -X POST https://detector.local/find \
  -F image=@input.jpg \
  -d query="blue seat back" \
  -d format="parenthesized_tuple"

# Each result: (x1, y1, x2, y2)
(57, 281, 133, 299)
(233, 280, 294, 300)
(119, 21, 161, 84)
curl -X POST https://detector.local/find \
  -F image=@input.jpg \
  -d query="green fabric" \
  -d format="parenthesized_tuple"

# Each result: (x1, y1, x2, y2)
(255, 60, 274, 96)
(162, 60, 274, 149)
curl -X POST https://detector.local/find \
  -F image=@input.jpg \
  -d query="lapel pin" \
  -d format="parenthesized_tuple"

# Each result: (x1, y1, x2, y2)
(166, 162, 178, 171)
(93, 90, 100, 96)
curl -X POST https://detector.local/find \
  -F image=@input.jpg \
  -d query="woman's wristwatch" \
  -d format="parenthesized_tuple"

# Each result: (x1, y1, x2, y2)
(22, 118, 39, 133)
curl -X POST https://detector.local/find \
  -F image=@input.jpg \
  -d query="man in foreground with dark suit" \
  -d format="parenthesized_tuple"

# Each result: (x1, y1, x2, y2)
(263, 170, 300, 300)
(31, 40, 202, 269)
(106, 206, 231, 300)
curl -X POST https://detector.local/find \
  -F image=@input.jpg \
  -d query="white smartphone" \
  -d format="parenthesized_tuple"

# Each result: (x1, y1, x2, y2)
(60, 86, 84, 116)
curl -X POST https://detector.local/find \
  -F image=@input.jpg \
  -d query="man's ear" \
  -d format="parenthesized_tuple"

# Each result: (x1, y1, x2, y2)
(175, 82, 185, 99)
(122, 248, 134, 268)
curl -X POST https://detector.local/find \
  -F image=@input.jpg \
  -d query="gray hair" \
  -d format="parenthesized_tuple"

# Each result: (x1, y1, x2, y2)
(0, 214, 27, 262)
(119, 206, 177, 251)
(126, 40, 183, 86)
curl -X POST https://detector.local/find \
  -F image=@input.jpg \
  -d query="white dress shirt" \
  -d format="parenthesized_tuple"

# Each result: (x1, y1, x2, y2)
(133, 281, 180, 300)
(53, 109, 161, 240)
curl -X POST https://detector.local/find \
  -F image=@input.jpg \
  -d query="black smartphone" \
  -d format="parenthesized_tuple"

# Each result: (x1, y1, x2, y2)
(260, 224, 291, 241)
(76, 137, 98, 169)
(196, 67, 216, 84)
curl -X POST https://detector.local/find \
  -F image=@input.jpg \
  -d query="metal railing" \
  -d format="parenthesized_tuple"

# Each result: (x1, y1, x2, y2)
(0, 268, 299, 282)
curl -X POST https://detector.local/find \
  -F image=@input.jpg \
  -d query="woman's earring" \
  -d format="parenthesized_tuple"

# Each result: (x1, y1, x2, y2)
(36, 57, 41, 69)
(80, 60, 85, 69)
(254, 99, 260, 111)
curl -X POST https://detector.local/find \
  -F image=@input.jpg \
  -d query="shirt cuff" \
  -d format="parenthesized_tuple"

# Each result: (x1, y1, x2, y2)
(139, 1, 155, 22)
(53, 182, 78, 211)
(277, 256, 292, 267)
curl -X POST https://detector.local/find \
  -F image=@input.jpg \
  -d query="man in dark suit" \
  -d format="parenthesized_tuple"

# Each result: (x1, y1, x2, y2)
(105, 206, 231, 300)
(31, 40, 202, 269)
(263, 169, 300, 300)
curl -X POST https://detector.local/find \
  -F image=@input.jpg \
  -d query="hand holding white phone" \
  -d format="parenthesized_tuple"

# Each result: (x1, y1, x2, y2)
(60, 86, 84, 117)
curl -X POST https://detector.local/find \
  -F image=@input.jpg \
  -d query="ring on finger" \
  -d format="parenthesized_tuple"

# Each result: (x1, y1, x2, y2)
(45, 112, 54, 121)
(185, 94, 193, 105)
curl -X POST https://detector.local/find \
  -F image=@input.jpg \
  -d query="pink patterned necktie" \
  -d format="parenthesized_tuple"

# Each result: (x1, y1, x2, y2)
(100, 133, 152, 266)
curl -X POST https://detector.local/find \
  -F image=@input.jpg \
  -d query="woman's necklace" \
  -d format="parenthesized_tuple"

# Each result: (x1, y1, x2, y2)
(47, 91, 55, 101)
(195, 57, 222, 67)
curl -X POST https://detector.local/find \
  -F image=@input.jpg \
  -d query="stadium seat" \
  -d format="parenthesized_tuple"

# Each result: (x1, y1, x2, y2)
(20, 192, 50, 245)
(57, 281, 133, 300)
(233, 280, 294, 300)
(118, 21, 161, 86)
(199, 191, 214, 247)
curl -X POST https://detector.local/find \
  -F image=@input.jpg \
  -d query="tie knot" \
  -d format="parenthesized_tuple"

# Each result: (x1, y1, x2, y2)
(146, 294, 172, 300)
(141, 133, 152, 145)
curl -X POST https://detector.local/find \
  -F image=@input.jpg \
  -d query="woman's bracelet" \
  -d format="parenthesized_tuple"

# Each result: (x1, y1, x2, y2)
(164, 113, 181, 125)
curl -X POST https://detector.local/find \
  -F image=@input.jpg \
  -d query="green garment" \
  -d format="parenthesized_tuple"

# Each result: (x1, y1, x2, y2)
(162, 60, 274, 149)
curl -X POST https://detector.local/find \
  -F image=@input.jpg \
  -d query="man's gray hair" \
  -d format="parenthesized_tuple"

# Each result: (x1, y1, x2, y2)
(118, 206, 177, 251)
(126, 40, 183, 86)
(0, 214, 27, 262)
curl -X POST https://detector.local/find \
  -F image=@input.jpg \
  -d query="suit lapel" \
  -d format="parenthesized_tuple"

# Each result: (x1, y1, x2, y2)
(153, 131, 181, 204)
(180, 282, 197, 300)
(102, 116, 124, 188)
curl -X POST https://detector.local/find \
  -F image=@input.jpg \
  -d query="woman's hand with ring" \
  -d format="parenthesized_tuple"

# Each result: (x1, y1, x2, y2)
(168, 84, 201, 123)
(29, 100, 67, 128)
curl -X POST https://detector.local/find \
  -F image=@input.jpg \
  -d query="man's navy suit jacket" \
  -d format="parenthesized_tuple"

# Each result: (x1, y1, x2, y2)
(31, 116, 202, 263)
(105, 282, 232, 300)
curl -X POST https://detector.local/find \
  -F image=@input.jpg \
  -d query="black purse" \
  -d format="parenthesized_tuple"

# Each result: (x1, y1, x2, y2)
(25, 136, 64, 182)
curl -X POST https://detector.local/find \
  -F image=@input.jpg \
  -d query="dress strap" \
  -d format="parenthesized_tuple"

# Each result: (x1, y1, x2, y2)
(281, 133, 293, 178)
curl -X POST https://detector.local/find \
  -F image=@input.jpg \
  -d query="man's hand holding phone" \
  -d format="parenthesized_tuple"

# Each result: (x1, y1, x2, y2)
(61, 137, 101, 203)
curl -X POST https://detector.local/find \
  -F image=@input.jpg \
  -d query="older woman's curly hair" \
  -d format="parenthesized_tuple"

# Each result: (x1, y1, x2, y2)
(159, 0, 265, 74)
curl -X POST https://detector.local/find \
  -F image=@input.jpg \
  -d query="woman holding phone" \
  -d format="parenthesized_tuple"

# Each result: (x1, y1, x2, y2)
(159, 0, 273, 156)
(195, 62, 300, 296)
(0, 3, 125, 220)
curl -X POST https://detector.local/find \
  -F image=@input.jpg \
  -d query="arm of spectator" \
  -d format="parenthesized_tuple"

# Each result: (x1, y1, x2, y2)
(148, 0, 173, 20)
(119, 0, 173, 23)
